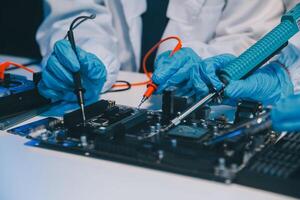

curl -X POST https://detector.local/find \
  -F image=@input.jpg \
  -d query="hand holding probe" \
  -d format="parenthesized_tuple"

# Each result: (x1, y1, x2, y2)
(138, 37, 182, 108)
(67, 14, 96, 126)
(161, 3, 300, 132)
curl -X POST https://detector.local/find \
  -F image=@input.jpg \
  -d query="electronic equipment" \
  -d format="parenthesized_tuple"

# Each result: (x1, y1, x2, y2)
(140, 3, 300, 115)
(8, 87, 300, 199)
(0, 72, 50, 129)
(6, 4, 300, 197)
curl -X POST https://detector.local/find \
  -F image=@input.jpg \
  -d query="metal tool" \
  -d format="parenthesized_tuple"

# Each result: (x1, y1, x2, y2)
(162, 3, 300, 132)
(67, 14, 96, 125)
(138, 82, 157, 108)
(161, 91, 218, 132)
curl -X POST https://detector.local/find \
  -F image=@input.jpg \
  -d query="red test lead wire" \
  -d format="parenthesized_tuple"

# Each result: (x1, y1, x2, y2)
(0, 61, 34, 80)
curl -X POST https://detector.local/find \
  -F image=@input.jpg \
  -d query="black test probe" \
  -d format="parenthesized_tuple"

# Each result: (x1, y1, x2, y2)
(67, 14, 96, 126)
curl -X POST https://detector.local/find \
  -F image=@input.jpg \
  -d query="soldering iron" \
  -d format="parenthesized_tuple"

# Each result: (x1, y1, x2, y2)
(162, 3, 300, 132)
(67, 14, 96, 126)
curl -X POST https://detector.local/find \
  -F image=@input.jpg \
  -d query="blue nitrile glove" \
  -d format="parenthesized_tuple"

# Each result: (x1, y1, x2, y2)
(38, 40, 107, 103)
(277, 43, 300, 68)
(189, 54, 235, 99)
(271, 94, 300, 132)
(152, 47, 234, 96)
(225, 61, 294, 105)
(152, 48, 202, 94)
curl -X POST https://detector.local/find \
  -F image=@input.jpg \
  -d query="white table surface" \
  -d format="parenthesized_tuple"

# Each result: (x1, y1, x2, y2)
(0, 56, 296, 200)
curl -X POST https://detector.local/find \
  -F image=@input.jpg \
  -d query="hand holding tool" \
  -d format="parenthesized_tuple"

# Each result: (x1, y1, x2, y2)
(66, 15, 96, 125)
(272, 94, 300, 132)
(138, 37, 182, 108)
(162, 3, 300, 132)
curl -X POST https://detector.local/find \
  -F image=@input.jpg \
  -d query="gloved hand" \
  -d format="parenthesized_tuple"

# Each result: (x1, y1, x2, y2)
(152, 48, 234, 97)
(153, 49, 293, 105)
(225, 61, 294, 105)
(38, 39, 107, 103)
(271, 94, 300, 132)
(152, 47, 201, 94)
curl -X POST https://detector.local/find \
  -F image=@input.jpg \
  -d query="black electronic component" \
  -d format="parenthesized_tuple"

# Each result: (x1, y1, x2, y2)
(94, 109, 148, 139)
(0, 73, 50, 121)
(236, 133, 300, 198)
(162, 86, 177, 120)
(63, 100, 115, 129)
(234, 100, 263, 123)
(162, 86, 195, 119)
(162, 86, 211, 123)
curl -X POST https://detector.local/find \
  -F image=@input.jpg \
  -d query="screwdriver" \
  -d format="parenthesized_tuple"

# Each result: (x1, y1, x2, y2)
(138, 41, 182, 108)
(161, 3, 300, 132)
(67, 28, 86, 126)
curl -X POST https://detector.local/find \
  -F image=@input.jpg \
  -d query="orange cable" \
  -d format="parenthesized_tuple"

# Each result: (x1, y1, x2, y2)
(0, 61, 34, 80)
(112, 36, 182, 88)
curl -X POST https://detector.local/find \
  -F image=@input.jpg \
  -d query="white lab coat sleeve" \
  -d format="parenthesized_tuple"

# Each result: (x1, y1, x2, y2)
(287, 59, 300, 94)
(277, 33, 300, 94)
(161, 0, 285, 58)
(283, 0, 299, 10)
(204, 0, 286, 57)
(36, 0, 120, 92)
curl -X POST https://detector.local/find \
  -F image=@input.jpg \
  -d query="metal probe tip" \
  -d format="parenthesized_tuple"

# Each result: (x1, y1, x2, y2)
(137, 96, 147, 109)
(160, 123, 174, 132)
(79, 103, 86, 126)
(76, 90, 86, 126)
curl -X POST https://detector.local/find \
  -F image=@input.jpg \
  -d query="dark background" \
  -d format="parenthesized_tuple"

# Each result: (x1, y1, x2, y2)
(0, 0, 43, 59)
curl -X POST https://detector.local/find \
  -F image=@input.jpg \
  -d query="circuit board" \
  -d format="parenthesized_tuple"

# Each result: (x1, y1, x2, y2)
(8, 89, 300, 199)
(0, 73, 49, 119)
(0, 72, 50, 129)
